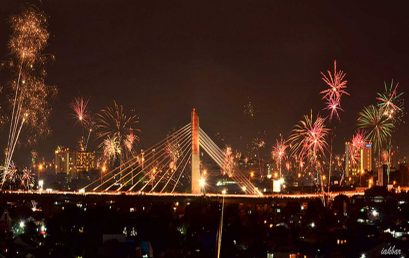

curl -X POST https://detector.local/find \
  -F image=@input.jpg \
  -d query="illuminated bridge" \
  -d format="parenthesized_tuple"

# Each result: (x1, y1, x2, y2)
(81, 108, 263, 196)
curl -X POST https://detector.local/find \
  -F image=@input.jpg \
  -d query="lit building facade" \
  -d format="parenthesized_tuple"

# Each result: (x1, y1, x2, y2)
(55, 147, 97, 174)
(345, 141, 372, 177)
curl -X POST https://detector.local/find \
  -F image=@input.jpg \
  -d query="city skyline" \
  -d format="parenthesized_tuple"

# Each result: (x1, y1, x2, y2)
(1, 2, 409, 257)
(0, 1, 408, 161)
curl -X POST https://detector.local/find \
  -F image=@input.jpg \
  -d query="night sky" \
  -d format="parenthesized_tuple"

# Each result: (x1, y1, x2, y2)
(1, 0, 409, 161)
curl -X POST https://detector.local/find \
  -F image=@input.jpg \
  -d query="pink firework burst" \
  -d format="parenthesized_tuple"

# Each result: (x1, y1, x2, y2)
(271, 136, 287, 166)
(352, 130, 366, 149)
(289, 113, 330, 162)
(320, 60, 349, 121)
(349, 131, 366, 165)
(324, 96, 343, 120)
(320, 60, 349, 101)
(71, 97, 89, 125)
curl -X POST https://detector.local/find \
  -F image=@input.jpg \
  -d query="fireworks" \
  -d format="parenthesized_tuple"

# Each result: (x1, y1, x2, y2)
(351, 130, 366, 150)
(9, 8, 49, 65)
(166, 139, 181, 171)
(376, 80, 404, 122)
(20, 168, 34, 190)
(2, 7, 55, 187)
(103, 136, 121, 162)
(243, 100, 255, 118)
(271, 136, 287, 176)
(320, 60, 349, 121)
(289, 113, 329, 162)
(71, 97, 90, 125)
(320, 60, 349, 101)
(96, 101, 140, 161)
(124, 130, 136, 153)
(357, 105, 394, 152)
(324, 96, 343, 121)
(222, 146, 235, 177)
(349, 131, 366, 165)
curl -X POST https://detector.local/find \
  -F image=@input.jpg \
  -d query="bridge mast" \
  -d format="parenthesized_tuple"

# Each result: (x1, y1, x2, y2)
(191, 108, 201, 194)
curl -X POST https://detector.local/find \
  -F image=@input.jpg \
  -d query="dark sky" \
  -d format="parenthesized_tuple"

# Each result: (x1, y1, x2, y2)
(1, 0, 409, 161)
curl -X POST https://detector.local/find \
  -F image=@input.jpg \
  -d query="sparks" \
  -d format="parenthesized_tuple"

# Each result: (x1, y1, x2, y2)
(349, 130, 366, 165)
(289, 113, 330, 162)
(357, 105, 394, 152)
(222, 146, 235, 177)
(320, 60, 349, 101)
(320, 60, 349, 121)
(103, 136, 121, 162)
(96, 101, 140, 161)
(271, 135, 287, 177)
(376, 80, 404, 122)
(71, 97, 90, 125)
(324, 96, 343, 121)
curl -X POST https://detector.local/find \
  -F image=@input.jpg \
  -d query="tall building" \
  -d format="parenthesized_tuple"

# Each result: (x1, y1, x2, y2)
(361, 143, 372, 172)
(55, 147, 97, 174)
(55, 147, 73, 174)
(345, 141, 372, 177)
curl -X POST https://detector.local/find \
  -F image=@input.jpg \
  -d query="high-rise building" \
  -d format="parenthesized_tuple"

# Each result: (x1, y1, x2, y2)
(55, 147, 73, 174)
(55, 147, 97, 174)
(361, 143, 372, 172)
(345, 141, 373, 177)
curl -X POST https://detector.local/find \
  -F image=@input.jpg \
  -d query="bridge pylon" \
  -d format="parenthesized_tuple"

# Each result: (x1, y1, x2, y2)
(191, 108, 201, 194)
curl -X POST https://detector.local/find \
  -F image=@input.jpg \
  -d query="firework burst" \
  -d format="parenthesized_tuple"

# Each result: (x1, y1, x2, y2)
(357, 105, 394, 152)
(222, 146, 235, 177)
(320, 60, 349, 121)
(96, 101, 140, 161)
(71, 97, 90, 126)
(103, 136, 121, 162)
(9, 8, 49, 65)
(376, 80, 404, 122)
(320, 60, 349, 101)
(166, 139, 181, 171)
(2, 7, 55, 187)
(20, 168, 34, 190)
(324, 96, 343, 121)
(289, 113, 329, 162)
(349, 130, 366, 165)
(243, 99, 256, 118)
(271, 135, 287, 176)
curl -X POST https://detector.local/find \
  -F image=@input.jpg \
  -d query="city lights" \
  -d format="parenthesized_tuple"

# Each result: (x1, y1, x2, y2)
(0, 3, 408, 258)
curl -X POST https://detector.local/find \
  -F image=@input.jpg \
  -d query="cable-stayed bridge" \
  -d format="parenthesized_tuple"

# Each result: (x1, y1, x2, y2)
(82, 109, 262, 196)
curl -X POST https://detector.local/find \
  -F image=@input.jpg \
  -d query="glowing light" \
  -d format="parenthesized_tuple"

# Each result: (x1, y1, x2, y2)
(371, 209, 379, 217)
(199, 177, 206, 188)
(38, 179, 44, 189)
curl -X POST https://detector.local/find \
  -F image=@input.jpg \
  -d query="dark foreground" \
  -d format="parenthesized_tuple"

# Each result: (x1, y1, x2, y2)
(0, 187, 408, 258)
